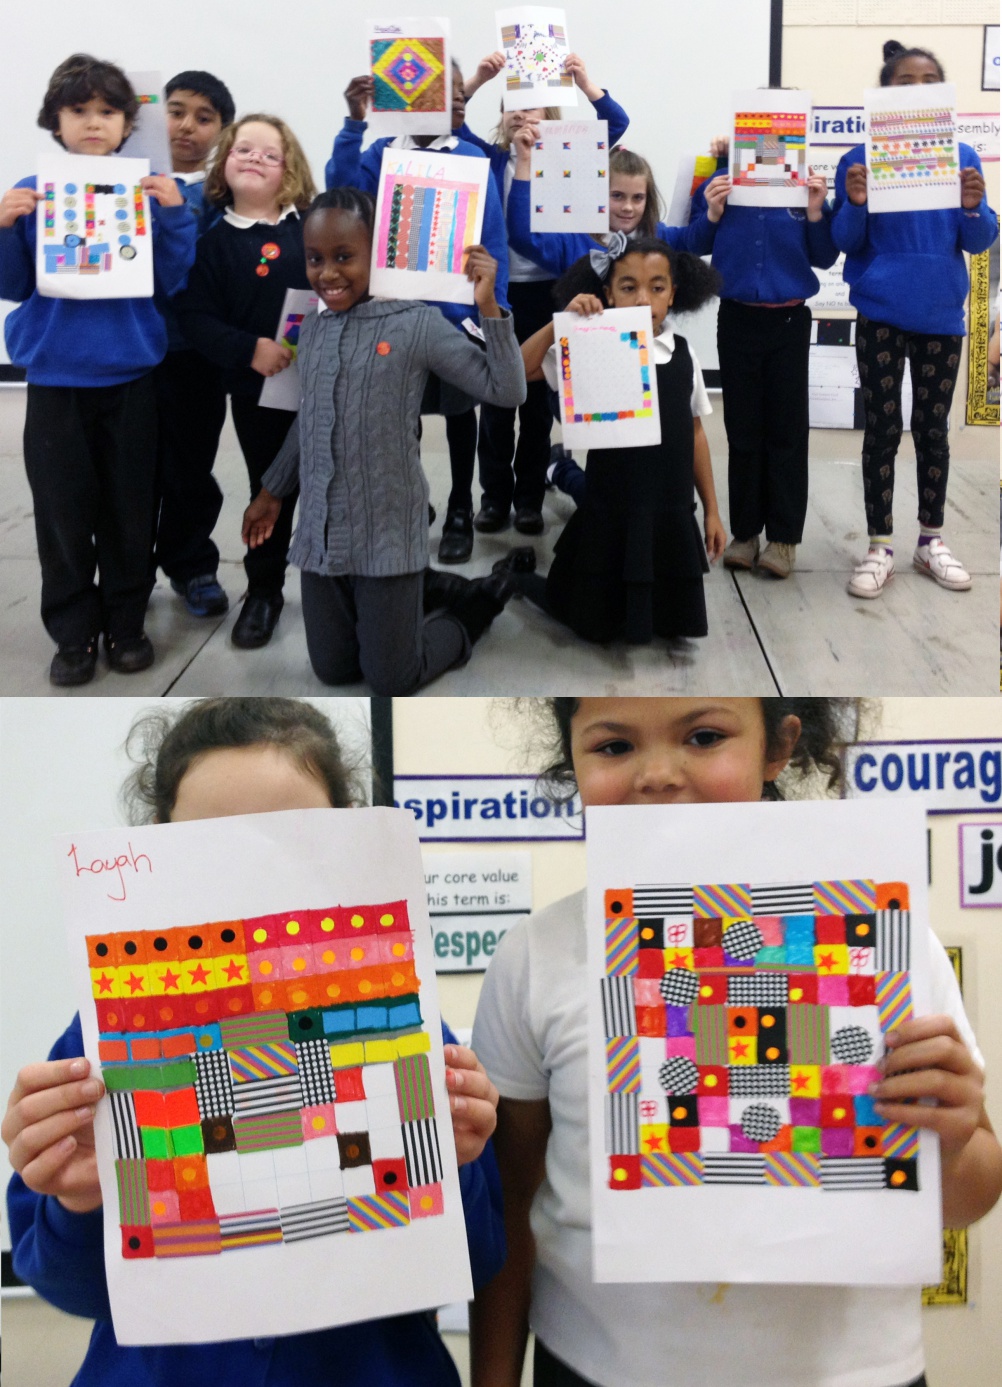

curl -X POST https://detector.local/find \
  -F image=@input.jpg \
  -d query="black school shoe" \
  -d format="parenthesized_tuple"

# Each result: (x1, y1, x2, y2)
(49, 639, 99, 687)
(104, 633, 155, 674)
(473, 501, 510, 533)
(423, 567, 471, 613)
(514, 507, 544, 536)
(450, 571, 515, 644)
(232, 593, 284, 649)
(492, 546, 537, 579)
(438, 508, 474, 564)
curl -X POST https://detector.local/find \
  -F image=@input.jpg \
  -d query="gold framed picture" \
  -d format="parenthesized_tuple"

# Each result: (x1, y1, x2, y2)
(965, 248, 1000, 427)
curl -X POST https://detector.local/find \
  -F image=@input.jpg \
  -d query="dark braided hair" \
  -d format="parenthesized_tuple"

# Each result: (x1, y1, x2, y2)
(305, 185, 376, 233)
(879, 39, 945, 85)
(553, 237, 721, 315)
(533, 698, 864, 803)
(38, 54, 139, 140)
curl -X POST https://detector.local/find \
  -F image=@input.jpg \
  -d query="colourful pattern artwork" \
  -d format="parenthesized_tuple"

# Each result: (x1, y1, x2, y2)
(868, 104, 957, 190)
(41, 177, 146, 277)
(732, 110, 807, 191)
(90, 900, 444, 1260)
(501, 20, 572, 92)
(530, 120, 609, 233)
(601, 879, 921, 1193)
(559, 328, 652, 425)
(377, 174, 480, 275)
(370, 37, 447, 115)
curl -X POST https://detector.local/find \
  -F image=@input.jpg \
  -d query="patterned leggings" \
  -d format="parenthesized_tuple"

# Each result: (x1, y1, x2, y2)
(855, 314, 962, 536)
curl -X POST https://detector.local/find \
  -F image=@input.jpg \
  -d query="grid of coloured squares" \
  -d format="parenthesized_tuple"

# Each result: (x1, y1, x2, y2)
(42, 179, 145, 275)
(602, 879, 920, 1193)
(89, 901, 446, 1259)
(559, 330, 652, 425)
(868, 106, 957, 187)
(733, 112, 807, 189)
(382, 177, 479, 275)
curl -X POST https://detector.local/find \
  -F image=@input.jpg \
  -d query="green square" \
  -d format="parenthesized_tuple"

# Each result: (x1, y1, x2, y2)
(159, 1058, 195, 1087)
(792, 1126, 821, 1154)
(105, 1064, 164, 1092)
(170, 1123, 205, 1156)
(287, 1008, 325, 1041)
(756, 947, 787, 966)
(140, 1126, 171, 1160)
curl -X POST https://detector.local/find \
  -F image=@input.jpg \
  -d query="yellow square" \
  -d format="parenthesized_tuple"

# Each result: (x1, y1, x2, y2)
(639, 1123, 669, 1153)
(789, 1065, 820, 1098)
(211, 955, 248, 989)
(728, 1035, 757, 1065)
(814, 944, 849, 975)
(91, 967, 120, 999)
(180, 959, 214, 993)
(114, 964, 150, 998)
(148, 960, 185, 995)
(328, 1042, 365, 1068)
(661, 948, 694, 971)
(395, 1031, 432, 1058)
(364, 1039, 398, 1063)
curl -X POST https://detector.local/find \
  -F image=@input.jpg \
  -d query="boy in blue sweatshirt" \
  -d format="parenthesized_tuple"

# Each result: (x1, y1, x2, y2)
(0, 54, 197, 685)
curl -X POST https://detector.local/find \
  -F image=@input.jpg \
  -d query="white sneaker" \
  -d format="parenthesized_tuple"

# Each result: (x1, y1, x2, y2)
(722, 535, 760, 571)
(912, 537, 972, 591)
(847, 546, 895, 598)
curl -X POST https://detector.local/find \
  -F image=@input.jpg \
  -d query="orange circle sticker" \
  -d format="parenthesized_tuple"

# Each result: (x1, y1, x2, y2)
(260, 242, 280, 259)
(256, 264, 269, 276)
(376, 341, 391, 356)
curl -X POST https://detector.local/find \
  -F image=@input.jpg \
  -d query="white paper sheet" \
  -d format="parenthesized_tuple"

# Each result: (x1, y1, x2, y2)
(496, 6, 577, 112)
(809, 384, 856, 429)
(529, 120, 609, 233)
(60, 807, 472, 1345)
(586, 799, 942, 1286)
(37, 153, 153, 299)
(370, 146, 489, 304)
(729, 90, 811, 207)
(258, 288, 319, 411)
(806, 254, 851, 312)
(120, 72, 173, 175)
(553, 305, 661, 450)
(808, 344, 859, 389)
(665, 153, 720, 229)
(865, 82, 960, 214)
(367, 18, 452, 138)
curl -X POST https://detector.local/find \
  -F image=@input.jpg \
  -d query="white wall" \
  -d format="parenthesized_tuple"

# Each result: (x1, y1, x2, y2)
(0, 1, 774, 368)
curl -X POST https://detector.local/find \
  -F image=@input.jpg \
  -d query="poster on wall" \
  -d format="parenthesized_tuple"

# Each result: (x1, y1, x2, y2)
(36, 154, 153, 299)
(984, 25, 1000, 93)
(367, 18, 452, 138)
(496, 6, 576, 112)
(529, 120, 609, 233)
(965, 244, 1000, 427)
(864, 83, 960, 214)
(586, 798, 942, 1287)
(729, 91, 811, 208)
(60, 808, 472, 1344)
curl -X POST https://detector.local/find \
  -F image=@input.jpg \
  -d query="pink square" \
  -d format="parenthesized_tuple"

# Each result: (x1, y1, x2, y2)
(341, 936, 381, 970)
(246, 948, 284, 986)
(790, 1098, 820, 1125)
(846, 1064, 881, 1095)
(817, 976, 849, 1006)
(729, 1126, 760, 1153)
(408, 1182, 444, 1219)
(633, 978, 663, 1008)
(301, 1104, 337, 1140)
(822, 1127, 854, 1156)
(698, 1097, 729, 1126)
(148, 1189, 180, 1223)
(280, 942, 317, 980)
(665, 1037, 696, 1060)
(822, 1065, 854, 1094)
(755, 916, 784, 946)
(378, 932, 414, 965)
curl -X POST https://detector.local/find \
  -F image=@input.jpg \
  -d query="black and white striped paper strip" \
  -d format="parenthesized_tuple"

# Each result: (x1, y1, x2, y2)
(702, 1154, 766, 1185)
(749, 883, 815, 915)
(231, 1074, 303, 1117)
(601, 975, 637, 1037)
(819, 1158, 886, 1190)
(280, 1197, 350, 1241)
(110, 1091, 142, 1159)
(402, 1117, 443, 1186)
(875, 910, 910, 971)
(633, 885, 693, 917)
(605, 1093, 639, 1154)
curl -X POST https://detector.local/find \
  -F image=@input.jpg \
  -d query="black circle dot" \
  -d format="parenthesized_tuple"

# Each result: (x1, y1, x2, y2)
(221, 928, 236, 943)
(128, 1236, 141, 1250)
(299, 1017, 315, 1032)
(610, 900, 622, 914)
(864, 1135, 877, 1148)
(187, 934, 203, 950)
(96, 942, 108, 957)
(153, 936, 168, 951)
(124, 940, 137, 955)
(384, 1171, 397, 1184)
(734, 1016, 746, 1028)
(887, 898, 900, 910)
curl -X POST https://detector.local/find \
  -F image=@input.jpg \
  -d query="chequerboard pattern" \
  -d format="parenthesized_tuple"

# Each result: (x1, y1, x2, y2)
(88, 901, 445, 1259)
(601, 880, 921, 1193)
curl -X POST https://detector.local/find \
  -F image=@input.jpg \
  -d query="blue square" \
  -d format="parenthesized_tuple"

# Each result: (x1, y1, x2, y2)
(853, 1094, 880, 1126)
(783, 916, 816, 946)
(356, 1003, 389, 1032)
(322, 1007, 357, 1036)
(785, 942, 816, 967)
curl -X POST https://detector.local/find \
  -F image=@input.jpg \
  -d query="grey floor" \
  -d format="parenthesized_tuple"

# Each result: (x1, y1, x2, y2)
(0, 386, 997, 695)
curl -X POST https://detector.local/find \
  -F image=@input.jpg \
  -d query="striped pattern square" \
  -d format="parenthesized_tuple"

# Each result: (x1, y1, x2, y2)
(813, 880, 876, 915)
(605, 1093, 639, 1154)
(219, 1012, 289, 1047)
(694, 884, 752, 918)
(601, 976, 637, 1037)
(787, 1005, 829, 1064)
(819, 1157, 885, 1190)
(115, 1158, 149, 1225)
(633, 885, 692, 918)
(641, 1152, 703, 1186)
(703, 1153, 766, 1184)
(280, 1197, 350, 1241)
(727, 974, 788, 1006)
(605, 1036, 640, 1092)
(219, 1208, 283, 1250)
(875, 972, 914, 1031)
(729, 1065, 790, 1097)
(394, 1054, 435, 1122)
(110, 1092, 142, 1159)
(402, 1117, 443, 1186)
(347, 1191, 410, 1231)
(763, 1153, 820, 1186)
(605, 914, 638, 975)
(233, 1111, 303, 1153)
(749, 883, 815, 915)
(228, 1042, 299, 1083)
(194, 1050, 234, 1120)
(296, 1039, 338, 1108)
(232, 1074, 302, 1117)
(875, 910, 910, 971)
(882, 1123, 920, 1160)
(694, 1006, 729, 1065)
(152, 1219, 221, 1256)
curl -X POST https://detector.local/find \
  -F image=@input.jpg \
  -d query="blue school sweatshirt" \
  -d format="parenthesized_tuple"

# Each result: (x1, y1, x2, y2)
(0, 176, 197, 387)
(689, 180, 838, 303)
(831, 141, 998, 336)
(161, 175, 223, 353)
(7, 1013, 505, 1387)
(456, 87, 630, 203)
(505, 177, 719, 277)
(324, 125, 509, 328)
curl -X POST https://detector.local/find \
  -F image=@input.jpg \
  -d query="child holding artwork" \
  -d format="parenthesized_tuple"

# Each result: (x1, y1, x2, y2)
(689, 141, 835, 579)
(241, 188, 525, 695)
(326, 63, 510, 566)
(3, 696, 505, 1387)
(0, 53, 197, 686)
(471, 696, 1002, 1387)
(176, 114, 316, 650)
(153, 69, 237, 620)
(458, 50, 630, 538)
(832, 42, 999, 599)
(493, 239, 725, 645)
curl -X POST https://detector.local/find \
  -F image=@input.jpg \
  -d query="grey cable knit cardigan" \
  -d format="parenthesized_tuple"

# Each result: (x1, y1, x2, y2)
(261, 299, 526, 577)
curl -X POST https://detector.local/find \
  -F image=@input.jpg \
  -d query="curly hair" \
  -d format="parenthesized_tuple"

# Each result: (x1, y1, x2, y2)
(38, 54, 139, 141)
(553, 237, 721, 316)
(880, 39, 945, 85)
(531, 698, 866, 803)
(203, 114, 317, 210)
(121, 698, 364, 824)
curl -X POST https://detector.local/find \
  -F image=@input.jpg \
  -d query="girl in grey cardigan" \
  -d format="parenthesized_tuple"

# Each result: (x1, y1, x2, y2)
(243, 187, 526, 694)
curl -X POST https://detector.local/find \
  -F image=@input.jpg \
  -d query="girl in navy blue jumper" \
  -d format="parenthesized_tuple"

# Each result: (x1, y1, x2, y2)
(326, 63, 510, 567)
(690, 139, 836, 579)
(458, 50, 629, 539)
(177, 114, 316, 650)
(0, 54, 197, 687)
(833, 42, 999, 600)
(3, 696, 505, 1387)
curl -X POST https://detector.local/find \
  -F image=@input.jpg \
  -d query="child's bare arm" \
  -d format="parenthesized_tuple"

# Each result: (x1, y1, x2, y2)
(521, 321, 555, 381)
(693, 417, 725, 561)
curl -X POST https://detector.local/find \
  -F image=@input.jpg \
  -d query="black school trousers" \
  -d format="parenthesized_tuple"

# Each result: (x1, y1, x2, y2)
(717, 299, 812, 545)
(153, 348, 228, 584)
(23, 374, 157, 646)
(230, 396, 298, 599)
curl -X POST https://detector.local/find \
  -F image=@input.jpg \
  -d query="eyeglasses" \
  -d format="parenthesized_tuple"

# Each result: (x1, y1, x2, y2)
(229, 144, 284, 167)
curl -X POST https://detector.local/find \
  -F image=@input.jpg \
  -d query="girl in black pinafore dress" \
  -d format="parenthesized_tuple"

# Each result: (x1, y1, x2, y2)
(498, 237, 725, 645)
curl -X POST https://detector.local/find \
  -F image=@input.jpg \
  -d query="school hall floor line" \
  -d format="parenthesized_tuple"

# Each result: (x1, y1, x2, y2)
(0, 386, 996, 696)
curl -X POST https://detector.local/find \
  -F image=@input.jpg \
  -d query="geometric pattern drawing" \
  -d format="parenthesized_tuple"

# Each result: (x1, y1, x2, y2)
(378, 175, 482, 276)
(529, 120, 609, 234)
(371, 38, 446, 115)
(560, 328, 653, 429)
(88, 898, 443, 1259)
(876, 910, 910, 971)
(603, 878, 919, 1190)
(732, 110, 807, 191)
(500, 16, 573, 95)
(40, 173, 149, 283)
(868, 99, 958, 198)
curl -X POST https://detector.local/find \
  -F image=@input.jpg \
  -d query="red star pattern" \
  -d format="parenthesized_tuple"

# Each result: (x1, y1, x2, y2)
(187, 963, 212, 987)
(124, 973, 145, 995)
